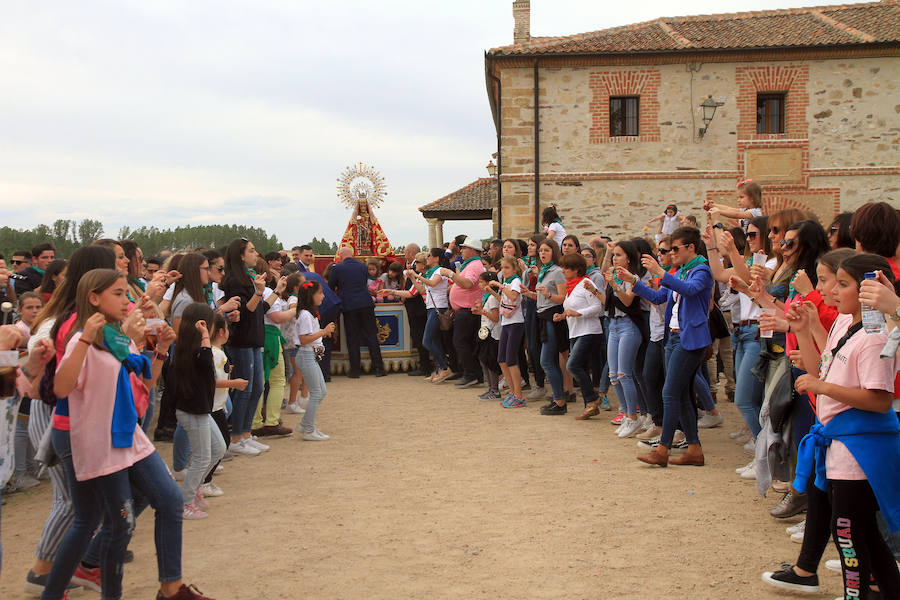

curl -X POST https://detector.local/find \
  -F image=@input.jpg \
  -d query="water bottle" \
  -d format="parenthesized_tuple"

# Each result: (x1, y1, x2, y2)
(861, 272, 886, 334)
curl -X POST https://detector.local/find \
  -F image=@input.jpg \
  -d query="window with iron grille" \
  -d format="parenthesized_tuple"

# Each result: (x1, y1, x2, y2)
(609, 96, 640, 137)
(756, 93, 786, 134)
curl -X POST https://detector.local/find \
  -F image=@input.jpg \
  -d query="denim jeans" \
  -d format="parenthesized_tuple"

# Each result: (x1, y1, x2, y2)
(731, 323, 764, 438)
(175, 411, 225, 504)
(423, 308, 447, 371)
(297, 350, 326, 433)
(567, 335, 600, 404)
(539, 319, 564, 401)
(642, 339, 665, 426)
(172, 424, 190, 472)
(660, 331, 704, 448)
(606, 317, 641, 415)
(523, 298, 545, 388)
(43, 429, 134, 600)
(592, 317, 611, 393)
(694, 368, 716, 412)
(127, 450, 183, 583)
(229, 346, 264, 436)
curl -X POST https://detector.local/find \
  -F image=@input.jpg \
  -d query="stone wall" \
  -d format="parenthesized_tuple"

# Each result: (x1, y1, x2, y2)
(497, 55, 899, 241)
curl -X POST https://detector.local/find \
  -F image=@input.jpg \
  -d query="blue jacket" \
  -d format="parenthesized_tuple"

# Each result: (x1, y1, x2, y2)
(632, 265, 713, 351)
(328, 258, 374, 312)
(303, 272, 342, 323)
(793, 408, 900, 533)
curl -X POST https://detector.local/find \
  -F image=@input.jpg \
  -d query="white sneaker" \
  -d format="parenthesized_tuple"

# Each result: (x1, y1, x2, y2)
(215, 465, 224, 473)
(198, 482, 224, 497)
(498, 377, 508, 391)
(729, 426, 749, 439)
(526, 386, 546, 400)
(182, 502, 208, 520)
(230, 439, 260, 456)
(786, 519, 806, 535)
(736, 460, 755, 474)
(302, 429, 330, 441)
(617, 417, 642, 438)
(639, 413, 652, 432)
(283, 402, 305, 414)
(298, 396, 309, 409)
(740, 464, 757, 479)
(613, 420, 625, 435)
(790, 531, 804, 543)
(697, 412, 724, 428)
(825, 559, 841, 573)
(247, 437, 270, 452)
(743, 437, 756, 455)
(172, 469, 185, 481)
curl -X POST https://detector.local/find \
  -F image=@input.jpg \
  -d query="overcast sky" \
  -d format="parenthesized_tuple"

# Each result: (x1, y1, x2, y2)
(0, 0, 870, 249)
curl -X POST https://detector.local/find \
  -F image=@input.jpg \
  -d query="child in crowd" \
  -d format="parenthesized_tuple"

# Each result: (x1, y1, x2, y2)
(383, 261, 405, 293)
(704, 179, 764, 231)
(293, 280, 336, 441)
(487, 256, 526, 407)
(172, 302, 226, 520)
(646, 204, 682, 242)
(367, 259, 385, 302)
(541, 204, 567, 243)
(280, 274, 307, 415)
(8, 292, 44, 492)
(473, 271, 501, 401)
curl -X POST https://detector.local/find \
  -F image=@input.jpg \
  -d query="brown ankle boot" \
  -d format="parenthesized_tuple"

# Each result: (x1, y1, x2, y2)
(637, 445, 668, 467)
(669, 443, 705, 466)
(575, 401, 599, 420)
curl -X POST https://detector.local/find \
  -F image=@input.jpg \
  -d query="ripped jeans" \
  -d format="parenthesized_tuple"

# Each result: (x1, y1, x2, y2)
(43, 429, 135, 600)
(606, 316, 642, 415)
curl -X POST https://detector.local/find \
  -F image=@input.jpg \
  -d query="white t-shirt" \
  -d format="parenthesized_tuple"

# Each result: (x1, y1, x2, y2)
(211, 346, 229, 412)
(649, 301, 667, 342)
(499, 278, 524, 326)
(661, 213, 681, 235)
(546, 221, 566, 242)
(669, 293, 681, 330)
(211, 282, 224, 305)
(163, 283, 175, 302)
(281, 296, 298, 348)
(481, 294, 501, 341)
(613, 280, 633, 318)
(739, 207, 763, 231)
(295, 309, 324, 352)
(264, 297, 286, 327)
(424, 273, 450, 310)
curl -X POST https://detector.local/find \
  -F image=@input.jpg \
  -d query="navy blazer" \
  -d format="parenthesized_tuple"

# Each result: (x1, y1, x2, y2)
(632, 264, 713, 351)
(328, 258, 374, 312)
(303, 272, 342, 323)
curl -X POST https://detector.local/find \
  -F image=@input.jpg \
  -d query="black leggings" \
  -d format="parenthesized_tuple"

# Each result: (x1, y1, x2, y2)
(203, 409, 231, 484)
(829, 479, 900, 599)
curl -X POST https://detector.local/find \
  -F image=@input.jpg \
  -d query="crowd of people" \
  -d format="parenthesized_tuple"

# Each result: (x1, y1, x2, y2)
(0, 191, 899, 599)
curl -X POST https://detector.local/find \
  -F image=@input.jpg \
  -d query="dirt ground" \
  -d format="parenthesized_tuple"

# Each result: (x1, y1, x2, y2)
(1, 374, 849, 599)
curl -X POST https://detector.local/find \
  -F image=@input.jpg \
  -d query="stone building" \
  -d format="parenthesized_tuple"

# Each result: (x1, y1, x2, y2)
(484, 0, 900, 240)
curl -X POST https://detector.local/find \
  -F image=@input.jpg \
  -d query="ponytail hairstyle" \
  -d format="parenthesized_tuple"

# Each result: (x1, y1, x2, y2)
(296, 279, 322, 317)
(209, 312, 228, 343)
(282, 273, 303, 301)
(173, 302, 216, 402)
(71, 269, 126, 350)
(737, 179, 763, 208)
(541, 204, 561, 226)
(498, 255, 522, 278)
(839, 253, 898, 294)
(818, 248, 856, 276)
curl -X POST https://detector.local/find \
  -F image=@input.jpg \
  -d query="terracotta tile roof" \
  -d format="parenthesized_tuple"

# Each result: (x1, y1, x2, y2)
(488, 1, 900, 56)
(419, 178, 496, 214)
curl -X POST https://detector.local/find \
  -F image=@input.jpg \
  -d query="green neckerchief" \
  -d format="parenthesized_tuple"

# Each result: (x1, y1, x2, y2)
(502, 274, 522, 285)
(482, 292, 491, 307)
(613, 273, 626, 286)
(425, 265, 441, 279)
(126, 290, 136, 304)
(102, 323, 132, 362)
(537, 262, 555, 283)
(246, 266, 257, 278)
(458, 256, 480, 271)
(33, 266, 46, 276)
(586, 266, 597, 274)
(133, 278, 147, 292)
(554, 219, 563, 225)
(524, 256, 537, 268)
(203, 283, 215, 307)
(788, 271, 800, 300)
(678, 255, 708, 280)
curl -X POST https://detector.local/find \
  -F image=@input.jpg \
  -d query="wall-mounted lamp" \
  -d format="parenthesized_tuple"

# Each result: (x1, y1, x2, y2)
(698, 95, 721, 139)
(486, 160, 498, 178)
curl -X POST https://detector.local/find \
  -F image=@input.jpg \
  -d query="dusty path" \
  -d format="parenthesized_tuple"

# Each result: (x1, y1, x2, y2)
(1, 375, 846, 599)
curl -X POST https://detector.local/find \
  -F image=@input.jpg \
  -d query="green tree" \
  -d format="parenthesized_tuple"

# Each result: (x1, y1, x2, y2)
(77, 219, 104, 245)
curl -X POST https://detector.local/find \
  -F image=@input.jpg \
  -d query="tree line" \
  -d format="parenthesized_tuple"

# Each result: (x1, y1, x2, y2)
(0, 220, 341, 260)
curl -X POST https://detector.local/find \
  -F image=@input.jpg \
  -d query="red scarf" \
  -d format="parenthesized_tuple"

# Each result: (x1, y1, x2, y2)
(565, 276, 585, 297)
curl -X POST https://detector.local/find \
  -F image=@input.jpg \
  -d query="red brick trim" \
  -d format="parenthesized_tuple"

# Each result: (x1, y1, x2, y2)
(808, 166, 900, 177)
(736, 64, 809, 140)
(589, 69, 661, 144)
(500, 170, 738, 182)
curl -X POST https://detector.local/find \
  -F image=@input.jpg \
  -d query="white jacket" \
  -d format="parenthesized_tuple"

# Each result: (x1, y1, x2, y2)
(562, 279, 604, 339)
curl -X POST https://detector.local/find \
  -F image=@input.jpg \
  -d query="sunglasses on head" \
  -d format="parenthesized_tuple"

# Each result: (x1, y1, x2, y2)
(780, 239, 796, 250)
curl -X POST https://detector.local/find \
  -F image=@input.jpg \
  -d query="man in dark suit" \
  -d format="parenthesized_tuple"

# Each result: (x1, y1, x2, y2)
(328, 246, 385, 378)
(292, 244, 315, 273)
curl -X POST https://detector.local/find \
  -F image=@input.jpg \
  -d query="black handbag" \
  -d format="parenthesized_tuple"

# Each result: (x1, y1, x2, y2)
(708, 305, 731, 340)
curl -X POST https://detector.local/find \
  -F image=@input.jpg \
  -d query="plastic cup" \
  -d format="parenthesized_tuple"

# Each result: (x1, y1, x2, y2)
(760, 308, 775, 339)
